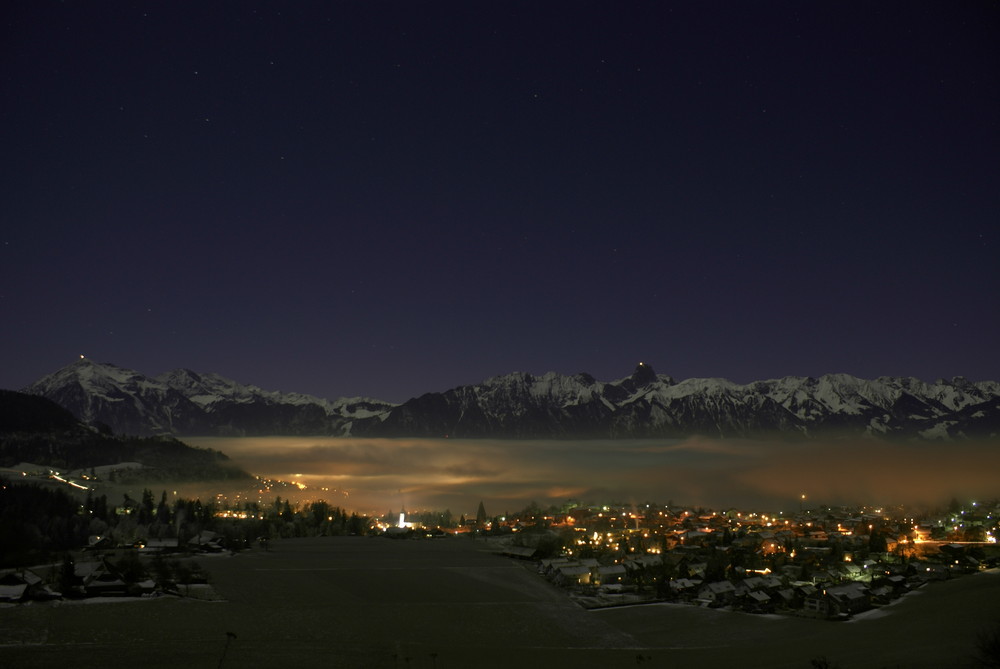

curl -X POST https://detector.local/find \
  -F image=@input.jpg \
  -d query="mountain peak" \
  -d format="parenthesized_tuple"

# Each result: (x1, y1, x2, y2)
(35, 358, 141, 388)
(631, 361, 657, 385)
(63, 356, 105, 373)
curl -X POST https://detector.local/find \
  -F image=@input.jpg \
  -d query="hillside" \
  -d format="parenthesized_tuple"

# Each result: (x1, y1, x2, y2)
(0, 390, 249, 481)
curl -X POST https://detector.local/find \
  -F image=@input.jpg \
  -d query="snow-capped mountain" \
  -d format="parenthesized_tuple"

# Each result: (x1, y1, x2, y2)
(22, 359, 207, 435)
(22, 359, 396, 437)
(20, 360, 1000, 440)
(349, 363, 1000, 440)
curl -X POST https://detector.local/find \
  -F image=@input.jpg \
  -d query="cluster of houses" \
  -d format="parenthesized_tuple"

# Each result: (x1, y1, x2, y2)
(0, 533, 221, 604)
(535, 550, 940, 618)
(0, 557, 213, 604)
(0, 569, 61, 603)
(0, 560, 158, 603)
(513, 500, 1000, 619)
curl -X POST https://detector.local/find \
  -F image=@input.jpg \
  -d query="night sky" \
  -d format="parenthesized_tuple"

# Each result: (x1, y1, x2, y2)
(3, 2, 998, 403)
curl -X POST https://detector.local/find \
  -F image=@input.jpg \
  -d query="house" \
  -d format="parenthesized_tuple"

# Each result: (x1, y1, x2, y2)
(668, 578, 702, 601)
(682, 530, 713, 545)
(138, 538, 180, 554)
(803, 592, 831, 618)
(83, 561, 127, 596)
(885, 574, 909, 595)
(0, 572, 30, 603)
(597, 564, 626, 585)
(685, 561, 708, 579)
(539, 558, 572, 575)
(623, 554, 663, 583)
(870, 584, 895, 605)
(773, 587, 797, 609)
(911, 562, 951, 581)
(637, 554, 664, 568)
(556, 565, 592, 586)
(187, 530, 225, 552)
(811, 568, 841, 585)
(85, 535, 111, 550)
(742, 589, 773, 613)
(826, 582, 871, 616)
(838, 563, 862, 580)
(501, 546, 537, 560)
(736, 576, 765, 595)
(0, 569, 60, 602)
(697, 580, 736, 606)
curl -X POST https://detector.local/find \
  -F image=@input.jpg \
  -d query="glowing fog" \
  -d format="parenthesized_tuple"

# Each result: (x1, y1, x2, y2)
(184, 436, 1000, 516)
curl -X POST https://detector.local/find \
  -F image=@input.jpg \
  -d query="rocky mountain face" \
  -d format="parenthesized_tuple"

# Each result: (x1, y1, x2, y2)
(22, 359, 395, 437)
(21, 360, 1000, 440)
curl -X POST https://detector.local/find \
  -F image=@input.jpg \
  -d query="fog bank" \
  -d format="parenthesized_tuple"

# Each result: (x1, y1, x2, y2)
(185, 436, 1000, 516)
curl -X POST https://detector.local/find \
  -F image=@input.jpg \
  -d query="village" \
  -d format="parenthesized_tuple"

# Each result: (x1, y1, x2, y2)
(3, 469, 1000, 626)
(480, 497, 1000, 619)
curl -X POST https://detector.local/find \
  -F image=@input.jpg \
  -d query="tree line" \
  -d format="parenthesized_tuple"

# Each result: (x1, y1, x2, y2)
(0, 478, 371, 568)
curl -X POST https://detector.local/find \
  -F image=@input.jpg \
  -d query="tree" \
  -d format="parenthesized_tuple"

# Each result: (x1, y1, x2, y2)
(534, 532, 561, 559)
(868, 530, 888, 554)
(156, 491, 171, 524)
(704, 551, 729, 582)
(139, 488, 156, 524)
(347, 513, 365, 535)
(974, 624, 1000, 668)
(57, 553, 77, 597)
(309, 500, 331, 531)
(476, 501, 488, 528)
(151, 554, 174, 590)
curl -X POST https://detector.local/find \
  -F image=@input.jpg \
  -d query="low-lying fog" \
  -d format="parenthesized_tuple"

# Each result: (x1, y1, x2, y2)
(184, 437, 1000, 516)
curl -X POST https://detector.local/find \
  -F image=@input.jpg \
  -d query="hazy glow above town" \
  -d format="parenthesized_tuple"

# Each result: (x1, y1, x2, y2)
(186, 437, 1000, 515)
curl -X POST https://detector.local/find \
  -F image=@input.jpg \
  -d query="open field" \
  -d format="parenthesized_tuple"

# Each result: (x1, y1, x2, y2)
(2, 537, 1000, 668)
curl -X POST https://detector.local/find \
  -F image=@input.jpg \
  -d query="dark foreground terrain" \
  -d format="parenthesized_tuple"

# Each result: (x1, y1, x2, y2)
(2, 537, 1000, 668)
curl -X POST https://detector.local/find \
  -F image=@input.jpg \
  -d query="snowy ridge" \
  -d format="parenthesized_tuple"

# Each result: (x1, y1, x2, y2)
(23, 359, 396, 437)
(155, 368, 336, 410)
(21, 359, 1000, 440)
(353, 364, 1000, 440)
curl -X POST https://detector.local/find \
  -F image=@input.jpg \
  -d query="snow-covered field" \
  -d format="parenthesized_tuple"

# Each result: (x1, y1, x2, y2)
(2, 538, 999, 668)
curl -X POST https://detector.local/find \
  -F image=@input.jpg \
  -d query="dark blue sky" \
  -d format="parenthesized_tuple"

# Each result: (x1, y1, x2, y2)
(3, 1, 998, 402)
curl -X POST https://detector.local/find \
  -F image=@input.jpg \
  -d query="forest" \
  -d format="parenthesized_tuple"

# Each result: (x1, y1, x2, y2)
(0, 478, 370, 568)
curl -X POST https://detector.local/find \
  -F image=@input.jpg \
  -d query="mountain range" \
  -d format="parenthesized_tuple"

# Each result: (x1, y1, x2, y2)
(20, 359, 390, 437)
(18, 359, 1000, 440)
